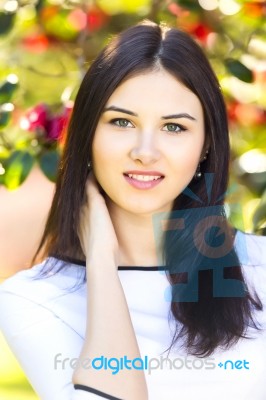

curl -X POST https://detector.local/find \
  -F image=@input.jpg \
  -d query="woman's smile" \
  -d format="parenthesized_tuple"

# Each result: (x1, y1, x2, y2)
(123, 171, 165, 189)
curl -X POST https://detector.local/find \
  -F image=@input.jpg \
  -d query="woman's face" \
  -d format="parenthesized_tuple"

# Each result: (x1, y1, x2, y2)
(92, 69, 206, 216)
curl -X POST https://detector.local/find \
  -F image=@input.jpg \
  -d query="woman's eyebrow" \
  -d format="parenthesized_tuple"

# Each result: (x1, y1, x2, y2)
(103, 106, 196, 121)
(103, 106, 137, 116)
(162, 113, 196, 121)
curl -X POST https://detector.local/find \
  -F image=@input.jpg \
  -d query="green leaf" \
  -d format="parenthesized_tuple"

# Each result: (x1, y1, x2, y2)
(0, 80, 19, 104)
(4, 150, 34, 190)
(225, 59, 253, 83)
(0, 12, 15, 35)
(176, 0, 201, 11)
(253, 190, 266, 232)
(0, 109, 12, 127)
(43, 12, 79, 41)
(0, 103, 14, 127)
(35, 0, 45, 13)
(38, 150, 60, 182)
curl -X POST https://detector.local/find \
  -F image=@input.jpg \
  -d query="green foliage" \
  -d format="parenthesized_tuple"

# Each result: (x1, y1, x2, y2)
(38, 149, 60, 182)
(0, 0, 265, 233)
(225, 59, 253, 83)
(0, 12, 15, 35)
(3, 150, 35, 190)
(0, 108, 12, 128)
(0, 78, 19, 104)
(253, 190, 266, 234)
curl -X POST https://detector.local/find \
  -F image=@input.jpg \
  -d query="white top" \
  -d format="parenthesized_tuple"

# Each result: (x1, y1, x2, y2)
(0, 231, 266, 400)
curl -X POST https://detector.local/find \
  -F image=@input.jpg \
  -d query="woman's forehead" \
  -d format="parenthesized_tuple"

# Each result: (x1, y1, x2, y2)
(104, 70, 203, 118)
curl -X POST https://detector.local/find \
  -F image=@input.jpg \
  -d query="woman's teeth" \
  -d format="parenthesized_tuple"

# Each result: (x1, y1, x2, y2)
(127, 174, 162, 181)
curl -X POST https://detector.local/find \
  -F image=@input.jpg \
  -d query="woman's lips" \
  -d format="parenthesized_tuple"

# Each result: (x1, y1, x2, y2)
(123, 173, 164, 190)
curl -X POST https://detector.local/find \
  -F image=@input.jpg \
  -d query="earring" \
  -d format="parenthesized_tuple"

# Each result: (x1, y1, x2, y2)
(87, 161, 92, 169)
(203, 149, 209, 161)
(194, 149, 209, 179)
(194, 164, 202, 179)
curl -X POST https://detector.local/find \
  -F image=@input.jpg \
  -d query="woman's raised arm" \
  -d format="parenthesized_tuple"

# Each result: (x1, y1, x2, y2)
(72, 173, 148, 400)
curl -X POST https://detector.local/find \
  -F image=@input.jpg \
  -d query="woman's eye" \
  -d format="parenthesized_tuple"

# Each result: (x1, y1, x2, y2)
(162, 123, 186, 133)
(110, 118, 134, 128)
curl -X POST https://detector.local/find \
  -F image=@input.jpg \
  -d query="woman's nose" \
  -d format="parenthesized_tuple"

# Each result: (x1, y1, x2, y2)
(129, 133, 161, 165)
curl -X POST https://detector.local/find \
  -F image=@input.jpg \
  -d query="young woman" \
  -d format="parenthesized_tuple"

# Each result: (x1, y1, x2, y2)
(0, 20, 266, 400)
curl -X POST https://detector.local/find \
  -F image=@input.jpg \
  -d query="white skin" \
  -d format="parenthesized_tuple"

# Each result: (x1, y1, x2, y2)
(74, 69, 207, 399)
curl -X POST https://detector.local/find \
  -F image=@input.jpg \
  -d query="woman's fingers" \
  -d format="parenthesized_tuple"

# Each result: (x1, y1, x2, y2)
(77, 207, 87, 255)
(84, 172, 105, 205)
(78, 172, 119, 264)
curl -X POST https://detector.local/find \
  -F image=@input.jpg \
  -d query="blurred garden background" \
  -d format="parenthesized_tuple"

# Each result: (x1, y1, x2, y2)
(0, 0, 265, 398)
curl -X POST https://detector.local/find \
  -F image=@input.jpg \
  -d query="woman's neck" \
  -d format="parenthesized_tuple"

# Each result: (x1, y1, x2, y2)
(106, 199, 166, 267)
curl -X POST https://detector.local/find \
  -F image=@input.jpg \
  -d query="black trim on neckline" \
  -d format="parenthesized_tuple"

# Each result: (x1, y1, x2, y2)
(74, 384, 123, 400)
(118, 266, 166, 271)
(49, 253, 167, 271)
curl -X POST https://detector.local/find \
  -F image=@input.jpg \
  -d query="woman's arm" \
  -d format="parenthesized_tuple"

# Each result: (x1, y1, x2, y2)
(0, 288, 86, 400)
(72, 174, 148, 400)
(72, 260, 148, 400)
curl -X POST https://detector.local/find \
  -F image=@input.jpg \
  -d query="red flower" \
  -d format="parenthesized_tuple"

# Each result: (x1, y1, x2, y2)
(87, 6, 109, 32)
(243, 2, 266, 17)
(46, 115, 65, 141)
(22, 34, 49, 53)
(20, 104, 48, 132)
(227, 101, 266, 126)
(167, 3, 190, 17)
(20, 102, 73, 143)
(45, 103, 73, 142)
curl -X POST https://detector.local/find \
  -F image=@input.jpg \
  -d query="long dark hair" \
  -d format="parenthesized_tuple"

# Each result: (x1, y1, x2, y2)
(31, 20, 262, 357)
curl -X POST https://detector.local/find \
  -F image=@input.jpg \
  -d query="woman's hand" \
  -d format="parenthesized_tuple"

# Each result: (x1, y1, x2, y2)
(77, 172, 119, 271)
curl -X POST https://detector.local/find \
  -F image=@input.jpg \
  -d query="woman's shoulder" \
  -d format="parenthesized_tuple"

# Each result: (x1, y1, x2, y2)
(235, 231, 266, 303)
(0, 256, 86, 304)
(0, 257, 87, 342)
(0, 258, 88, 400)
(235, 230, 266, 267)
